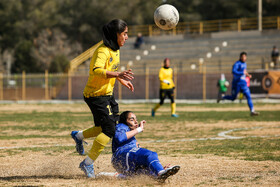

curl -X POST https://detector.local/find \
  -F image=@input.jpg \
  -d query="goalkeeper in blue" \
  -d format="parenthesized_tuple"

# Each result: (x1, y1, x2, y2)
(220, 52, 259, 116)
(111, 111, 180, 183)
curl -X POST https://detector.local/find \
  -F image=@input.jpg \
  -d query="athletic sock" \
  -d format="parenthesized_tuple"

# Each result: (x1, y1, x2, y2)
(83, 126, 102, 139)
(84, 156, 94, 165)
(153, 103, 161, 112)
(88, 133, 110, 161)
(76, 131, 84, 140)
(171, 103, 176, 114)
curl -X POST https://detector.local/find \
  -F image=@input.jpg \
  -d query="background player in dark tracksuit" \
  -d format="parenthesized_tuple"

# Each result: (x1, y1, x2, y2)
(221, 52, 259, 116)
(152, 58, 178, 117)
(112, 111, 180, 183)
(71, 19, 134, 178)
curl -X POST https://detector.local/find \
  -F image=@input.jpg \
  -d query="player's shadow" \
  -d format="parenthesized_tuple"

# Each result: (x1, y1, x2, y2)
(0, 174, 84, 181)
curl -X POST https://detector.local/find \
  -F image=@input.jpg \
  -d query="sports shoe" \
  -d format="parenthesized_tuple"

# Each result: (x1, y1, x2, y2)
(71, 131, 85, 155)
(171, 114, 179, 117)
(250, 111, 260, 116)
(79, 160, 95, 178)
(157, 165, 180, 183)
(151, 109, 155, 117)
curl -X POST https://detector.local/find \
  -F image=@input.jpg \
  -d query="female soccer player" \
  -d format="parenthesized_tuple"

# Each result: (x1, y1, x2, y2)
(112, 111, 180, 183)
(71, 19, 134, 178)
(152, 58, 178, 117)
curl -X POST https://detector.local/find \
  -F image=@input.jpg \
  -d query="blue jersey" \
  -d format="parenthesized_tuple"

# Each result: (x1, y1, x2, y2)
(112, 123, 137, 156)
(232, 60, 247, 83)
(112, 123, 164, 176)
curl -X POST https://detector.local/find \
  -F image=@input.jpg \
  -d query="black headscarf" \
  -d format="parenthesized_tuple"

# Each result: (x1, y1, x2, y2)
(102, 24, 119, 51)
(102, 19, 127, 51)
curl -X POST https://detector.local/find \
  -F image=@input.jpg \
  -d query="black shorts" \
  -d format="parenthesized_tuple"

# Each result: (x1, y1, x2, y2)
(159, 88, 174, 104)
(84, 95, 119, 138)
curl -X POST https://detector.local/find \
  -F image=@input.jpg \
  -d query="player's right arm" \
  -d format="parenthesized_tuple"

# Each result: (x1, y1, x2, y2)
(107, 69, 134, 80)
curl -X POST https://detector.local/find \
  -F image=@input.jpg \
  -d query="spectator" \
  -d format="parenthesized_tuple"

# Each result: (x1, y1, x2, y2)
(217, 73, 228, 103)
(271, 46, 279, 69)
(134, 33, 144, 49)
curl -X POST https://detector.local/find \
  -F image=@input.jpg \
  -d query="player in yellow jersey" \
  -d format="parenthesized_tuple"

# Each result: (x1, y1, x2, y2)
(71, 19, 134, 178)
(152, 58, 178, 117)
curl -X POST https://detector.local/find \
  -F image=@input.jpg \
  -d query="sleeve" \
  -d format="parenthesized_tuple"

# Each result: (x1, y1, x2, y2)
(92, 49, 108, 78)
(114, 127, 128, 144)
(232, 62, 244, 76)
(159, 68, 164, 82)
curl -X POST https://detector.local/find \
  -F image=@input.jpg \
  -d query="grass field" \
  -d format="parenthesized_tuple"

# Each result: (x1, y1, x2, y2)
(0, 102, 279, 186)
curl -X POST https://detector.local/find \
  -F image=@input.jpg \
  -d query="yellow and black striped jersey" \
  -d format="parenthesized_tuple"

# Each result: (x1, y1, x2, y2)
(83, 43, 120, 98)
(159, 67, 175, 89)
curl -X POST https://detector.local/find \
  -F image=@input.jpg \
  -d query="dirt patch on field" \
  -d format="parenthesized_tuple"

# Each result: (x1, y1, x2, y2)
(1, 103, 279, 186)
(0, 153, 279, 186)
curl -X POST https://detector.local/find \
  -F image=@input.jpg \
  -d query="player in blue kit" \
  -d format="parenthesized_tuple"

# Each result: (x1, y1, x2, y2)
(220, 52, 259, 116)
(111, 111, 180, 182)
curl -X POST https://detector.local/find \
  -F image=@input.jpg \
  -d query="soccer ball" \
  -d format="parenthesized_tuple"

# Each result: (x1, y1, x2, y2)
(154, 4, 179, 30)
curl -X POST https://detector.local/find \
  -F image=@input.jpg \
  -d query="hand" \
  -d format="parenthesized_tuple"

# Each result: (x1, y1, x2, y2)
(117, 78, 134, 92)
(139, 120, 146, 131)
(163, 80, 170, 85)
(118, 69, 134, 81)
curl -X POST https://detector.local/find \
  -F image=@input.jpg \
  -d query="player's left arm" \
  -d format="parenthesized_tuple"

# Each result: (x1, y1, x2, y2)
(244, 69, 252, 78)
(117, 77, 134, 92)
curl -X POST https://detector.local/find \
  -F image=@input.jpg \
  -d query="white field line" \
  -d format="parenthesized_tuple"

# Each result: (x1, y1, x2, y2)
(0, 127, 278, 150)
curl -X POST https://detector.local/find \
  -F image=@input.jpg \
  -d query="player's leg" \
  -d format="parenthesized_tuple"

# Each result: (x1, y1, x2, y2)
(128, 148, 165, 176)
(152, 89, 166, 116)
(71, 97, 104, 155)
(80, 96, 116, 178)
(223, 82, 239, 101)
(167, 89, 178, 117)
(109, 96, 120, 123)
(128, 148, 180, 182)
(242, 86, 259, 116)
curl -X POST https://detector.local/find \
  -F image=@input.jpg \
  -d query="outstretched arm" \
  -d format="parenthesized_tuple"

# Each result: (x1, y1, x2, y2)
(106, 69, 134, 80)
(126, 120, 146, 139)
(117, 77, 134, 92)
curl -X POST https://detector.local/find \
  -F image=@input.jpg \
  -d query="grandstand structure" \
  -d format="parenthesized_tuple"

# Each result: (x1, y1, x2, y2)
(1, 16, 280, 100)
(117, 30, 280, 74)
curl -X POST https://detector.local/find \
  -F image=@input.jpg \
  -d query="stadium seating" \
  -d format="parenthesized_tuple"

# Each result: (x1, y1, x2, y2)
(117, 30, 280, 74)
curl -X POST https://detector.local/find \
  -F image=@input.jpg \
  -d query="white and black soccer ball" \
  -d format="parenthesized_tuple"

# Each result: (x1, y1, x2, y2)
(154, 4, 179, 30)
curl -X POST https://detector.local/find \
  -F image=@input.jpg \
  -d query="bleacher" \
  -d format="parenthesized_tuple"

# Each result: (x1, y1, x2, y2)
(118, 29, 280, 74)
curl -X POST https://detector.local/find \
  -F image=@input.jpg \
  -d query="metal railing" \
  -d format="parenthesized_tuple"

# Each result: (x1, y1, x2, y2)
(129, 16, 280, 36)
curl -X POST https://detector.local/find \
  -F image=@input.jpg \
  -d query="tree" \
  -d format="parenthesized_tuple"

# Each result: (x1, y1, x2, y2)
(49, 54, 69, 73)
(11, 40, 41, 73)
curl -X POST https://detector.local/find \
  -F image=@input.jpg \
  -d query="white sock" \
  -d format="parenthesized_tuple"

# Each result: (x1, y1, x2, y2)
(84, 156, 94, 165)
(76, 131, 84, 140)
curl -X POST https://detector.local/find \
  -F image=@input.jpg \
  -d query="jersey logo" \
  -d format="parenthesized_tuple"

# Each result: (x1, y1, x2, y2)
(109, 57, 113, 63)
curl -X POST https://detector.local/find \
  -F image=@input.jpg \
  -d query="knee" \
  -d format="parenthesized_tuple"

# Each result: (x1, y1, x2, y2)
(147, 151, 159, 162)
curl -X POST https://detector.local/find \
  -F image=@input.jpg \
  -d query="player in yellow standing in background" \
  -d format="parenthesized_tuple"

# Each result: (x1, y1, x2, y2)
(152, 58, 178, 117)
(71, 19, 134, 178)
